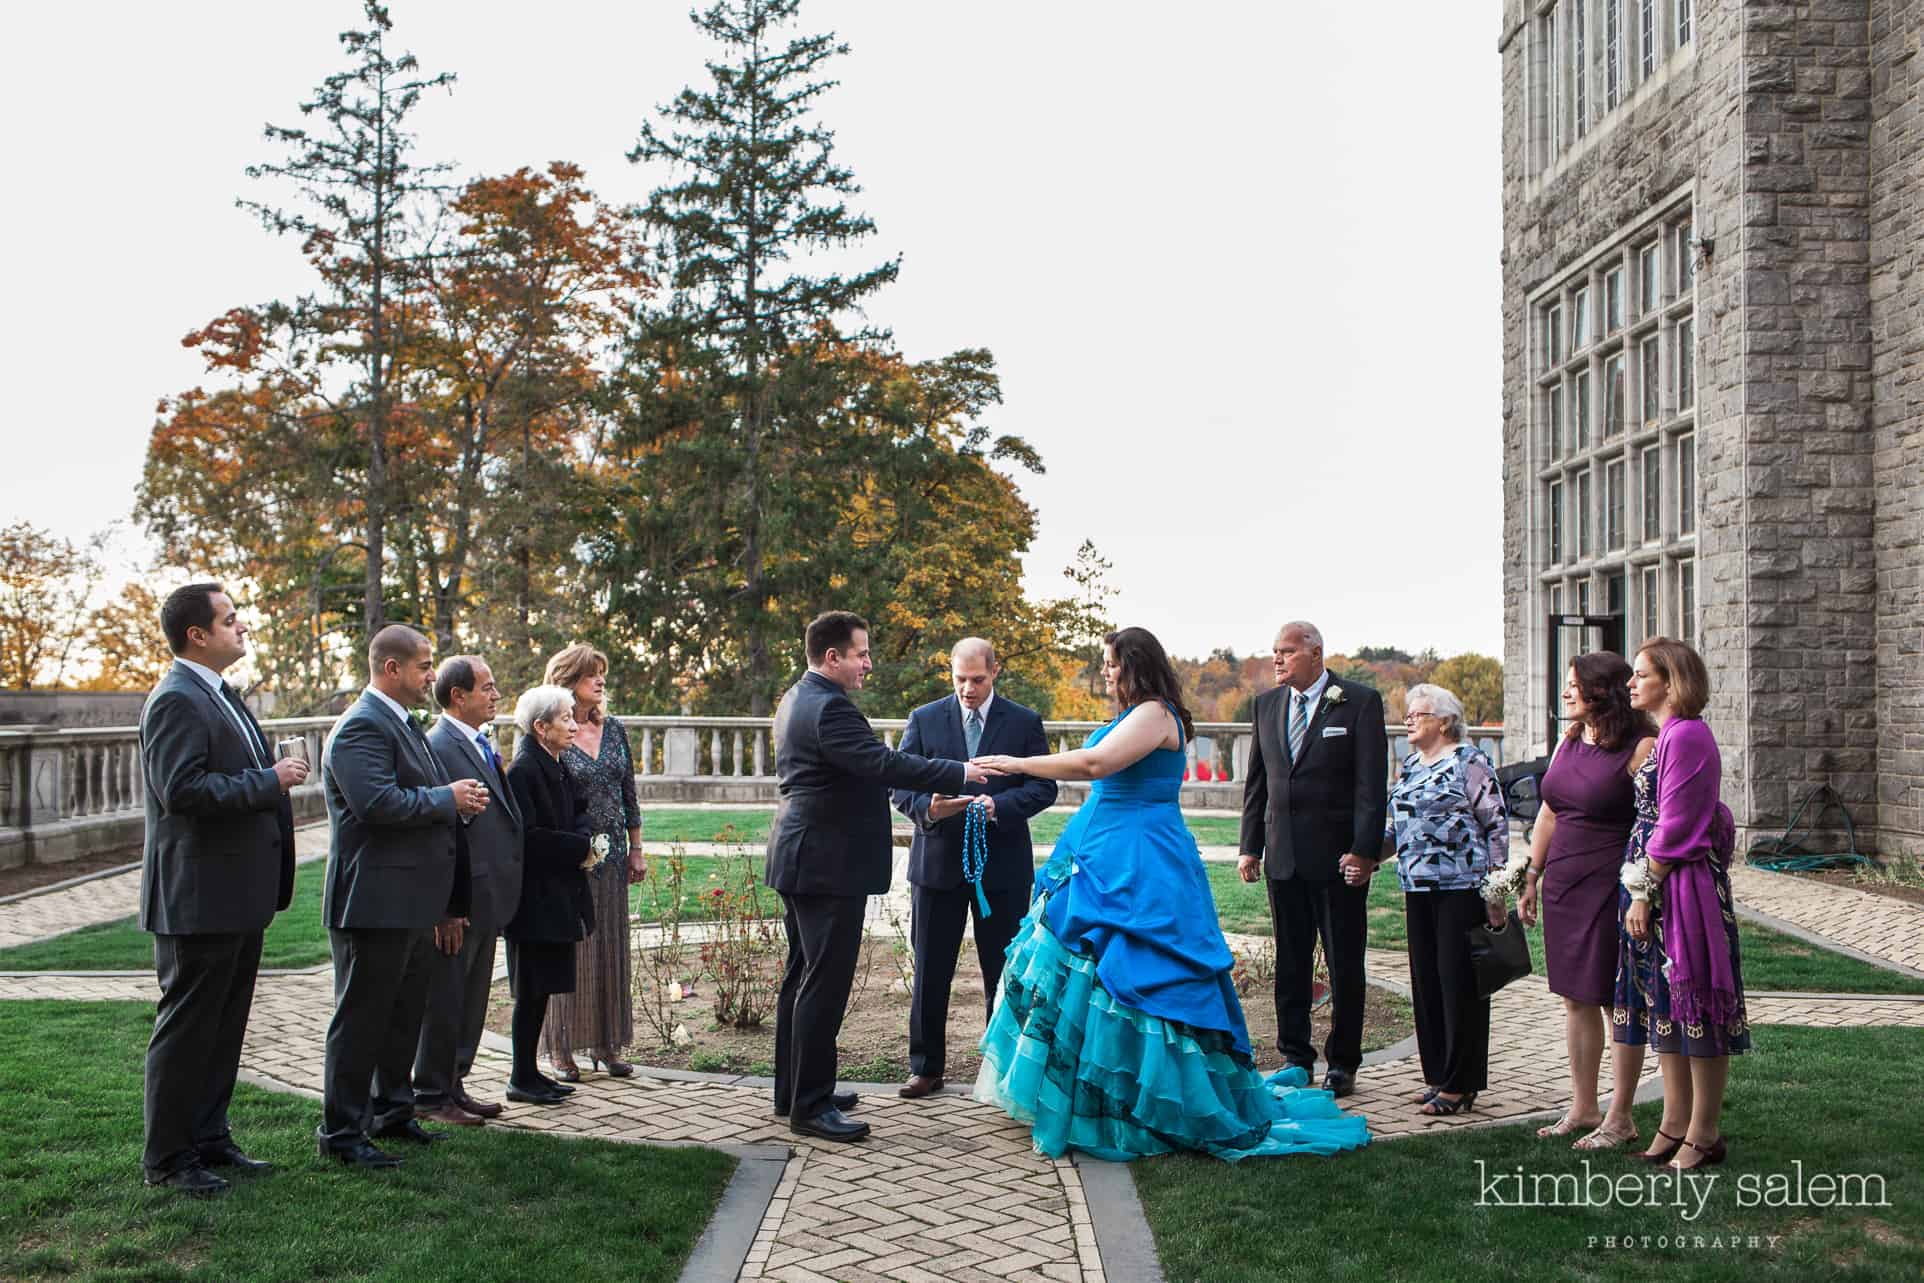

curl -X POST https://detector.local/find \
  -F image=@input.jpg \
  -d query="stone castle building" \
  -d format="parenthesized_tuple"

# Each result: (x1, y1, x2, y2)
(1499, 1, 1922, 855)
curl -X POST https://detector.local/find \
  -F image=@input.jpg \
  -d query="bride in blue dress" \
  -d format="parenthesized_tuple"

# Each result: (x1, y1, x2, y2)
(969, 627, 1370, 1162)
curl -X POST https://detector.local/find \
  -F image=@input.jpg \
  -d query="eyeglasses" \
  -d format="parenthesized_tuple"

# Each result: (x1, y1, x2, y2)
(1403, 712, 1438, 724)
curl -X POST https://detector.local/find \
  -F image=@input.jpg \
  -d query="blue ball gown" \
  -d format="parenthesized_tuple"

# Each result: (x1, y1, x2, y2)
(973, 707, 1372, 1162)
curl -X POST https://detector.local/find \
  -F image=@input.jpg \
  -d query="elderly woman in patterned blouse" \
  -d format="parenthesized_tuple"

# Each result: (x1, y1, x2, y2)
(1383, 683, 1509, 1117)
(540, 644, 645, 1081)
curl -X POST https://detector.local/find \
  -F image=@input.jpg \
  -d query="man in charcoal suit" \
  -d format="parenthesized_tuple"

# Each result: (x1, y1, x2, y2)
(138, 583, 305, 1196)
(413, 655, 523, 1126)
(1238, 620, 1388, 1098)
(317, 625, 487, 1168)
(765, 610, 986, 1142)
(890, 637, 1056, 1099)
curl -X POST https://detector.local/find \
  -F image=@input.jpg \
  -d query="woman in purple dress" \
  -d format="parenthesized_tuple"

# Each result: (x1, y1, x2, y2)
(1617, 638, 1749, 1170)
(1519, 653, 1655, 1150)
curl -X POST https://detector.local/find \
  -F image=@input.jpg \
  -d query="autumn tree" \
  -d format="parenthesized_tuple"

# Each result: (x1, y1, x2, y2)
(617, 0, 906, 713)
(0, 523, 105, 689)
(242, 0, 456, 635)
(82, 581, 170, 691)
(1430, 652, 1504, 726)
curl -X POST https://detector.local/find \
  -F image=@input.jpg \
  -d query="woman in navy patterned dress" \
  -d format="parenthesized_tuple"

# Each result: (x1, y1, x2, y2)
(1613, 639, 1749, 1170)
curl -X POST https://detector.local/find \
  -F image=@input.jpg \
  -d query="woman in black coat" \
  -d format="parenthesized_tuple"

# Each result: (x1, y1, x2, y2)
(502, 684, 597, 1104)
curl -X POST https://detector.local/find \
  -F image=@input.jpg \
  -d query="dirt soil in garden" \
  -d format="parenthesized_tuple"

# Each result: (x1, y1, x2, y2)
(486, 939, 1415, 1085)
(1782, 864, 1924, 908)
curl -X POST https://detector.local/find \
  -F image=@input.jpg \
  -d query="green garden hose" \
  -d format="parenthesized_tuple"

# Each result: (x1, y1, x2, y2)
(1746, 783, 1873, 873)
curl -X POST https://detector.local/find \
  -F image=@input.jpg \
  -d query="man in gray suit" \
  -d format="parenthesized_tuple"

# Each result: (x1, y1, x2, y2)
(139, 583, 305, 1196)
(413, 655, 523, 1125)
(318, 625, 488, 1168)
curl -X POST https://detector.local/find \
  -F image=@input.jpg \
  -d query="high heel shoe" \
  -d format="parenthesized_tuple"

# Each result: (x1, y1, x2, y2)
(1640, 1129, 1684, 1164)
(551, 1056, 581, 1083)
(1668, 1137, 1727, 1170)
(1419, 1091, 1478, 1116)
(592, 1051, 634, 1078)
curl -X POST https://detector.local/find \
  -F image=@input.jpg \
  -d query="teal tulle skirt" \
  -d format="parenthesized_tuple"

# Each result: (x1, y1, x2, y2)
(974, 908, 1373, 1163)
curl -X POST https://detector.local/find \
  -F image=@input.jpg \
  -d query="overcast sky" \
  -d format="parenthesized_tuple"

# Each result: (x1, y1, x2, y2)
(1, 1, 1503, 662)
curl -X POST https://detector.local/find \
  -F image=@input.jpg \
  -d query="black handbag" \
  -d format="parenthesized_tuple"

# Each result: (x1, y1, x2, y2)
(1466, 909, 1533, 998)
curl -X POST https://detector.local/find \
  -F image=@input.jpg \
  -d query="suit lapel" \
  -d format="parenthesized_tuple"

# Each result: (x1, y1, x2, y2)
(1289, 678, 1342, 775)
(182, 664, 260, 765)
(370, 692, 438, 781)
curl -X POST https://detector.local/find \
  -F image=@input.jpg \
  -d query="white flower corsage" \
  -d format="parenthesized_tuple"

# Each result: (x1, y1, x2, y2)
(582, 832, 611, 870)
(1479, 849, 1532, 904)
(408, 707, 435, 732)
(1620, 857, 1653, 903)
(1323, 685, 1346, 708)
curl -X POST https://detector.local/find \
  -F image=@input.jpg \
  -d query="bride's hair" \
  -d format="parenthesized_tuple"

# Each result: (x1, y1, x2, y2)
(1104, 627, 1195, 742)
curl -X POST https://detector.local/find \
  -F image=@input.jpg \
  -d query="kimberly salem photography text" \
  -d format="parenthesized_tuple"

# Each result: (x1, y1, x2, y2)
(1475, 1160, 1893, 1224)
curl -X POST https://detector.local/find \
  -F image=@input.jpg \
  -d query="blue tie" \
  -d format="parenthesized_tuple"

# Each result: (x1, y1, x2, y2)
(478, 732, 502, 776)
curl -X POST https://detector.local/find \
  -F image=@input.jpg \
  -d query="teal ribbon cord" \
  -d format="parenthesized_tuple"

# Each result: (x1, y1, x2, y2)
(963, 797, 992, 918)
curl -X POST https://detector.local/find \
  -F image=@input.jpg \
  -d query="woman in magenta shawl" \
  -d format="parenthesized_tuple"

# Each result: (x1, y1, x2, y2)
(1614, 638, 1750, 1171)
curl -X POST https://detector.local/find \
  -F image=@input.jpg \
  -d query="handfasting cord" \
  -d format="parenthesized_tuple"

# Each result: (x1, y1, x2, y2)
(962, 797, 992, 918)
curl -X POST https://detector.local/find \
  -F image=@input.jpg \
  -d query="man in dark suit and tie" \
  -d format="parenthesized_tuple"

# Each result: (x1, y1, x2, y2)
(766, 610, 985, 1142)
(890, 637, 1056, 1100)
(138, 583, 305, 1196)
(318, 625, 487, 1168)
(1237, 620, 1388, 1097)
(413, 655, 523, 1126)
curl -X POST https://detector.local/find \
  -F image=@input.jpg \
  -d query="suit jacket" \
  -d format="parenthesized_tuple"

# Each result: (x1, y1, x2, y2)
(321, 691, 469, 929)
(427, 715, 525, 931)
(765, 671, 967, 898)
(503, 744, 594, 943)
(1239, 676, 1389, 882)
(891, 694, 1057, 892)
(137, 662, 295, 935)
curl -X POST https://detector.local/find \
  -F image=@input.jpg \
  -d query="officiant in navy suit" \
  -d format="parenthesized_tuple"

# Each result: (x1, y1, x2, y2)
(891, 638, 1056, 1101)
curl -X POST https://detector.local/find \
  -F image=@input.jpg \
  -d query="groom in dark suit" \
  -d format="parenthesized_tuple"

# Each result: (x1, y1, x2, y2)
(1238, 620, 1387, 1097)
(766, 611, 984, 1142)
(891, 637, 1055, 1100)
(138, 583, 304, 1196)
(318, 625, 486, 1168)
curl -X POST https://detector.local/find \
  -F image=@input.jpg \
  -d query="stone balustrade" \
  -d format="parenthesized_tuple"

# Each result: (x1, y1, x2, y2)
(0, 714, 1504, 869)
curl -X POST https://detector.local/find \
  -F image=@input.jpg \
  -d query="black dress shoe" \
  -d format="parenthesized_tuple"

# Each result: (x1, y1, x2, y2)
(538, 1074, 576, 1096)
(790, 1107, 870, 1143)
(1322, 1069, 1356, 1099)
(144, 1164, 229, 1197)
(774, 1090, 857, 1118)
(506, 1081, 567, 1105)
(196, 1142, 272, 1175)
(371, 1119, 444, 1145)
(318, 1138, 402, 1169)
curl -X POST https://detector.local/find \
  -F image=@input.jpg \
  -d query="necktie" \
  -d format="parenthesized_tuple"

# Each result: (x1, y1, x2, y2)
(965, 708, 983, 757)
(1288, 692, 1308, 763)
(220, 684, 268, 766)
(477, 731, 503, 780)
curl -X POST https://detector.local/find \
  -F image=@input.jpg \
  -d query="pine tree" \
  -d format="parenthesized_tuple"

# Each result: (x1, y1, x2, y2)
(242, 1, 455, 635)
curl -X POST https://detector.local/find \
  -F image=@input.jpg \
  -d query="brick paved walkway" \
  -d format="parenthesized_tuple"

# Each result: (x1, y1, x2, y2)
(1729, 863, 1924, 972)
(3, 838, 1922, 1282)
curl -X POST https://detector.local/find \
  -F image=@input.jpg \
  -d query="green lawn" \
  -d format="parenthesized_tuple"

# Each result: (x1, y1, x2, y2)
(0, 862, 333, 973)
(1203, 862, 1924, 997)
(1134, 1023, 1924, 1283)
(0, 1000, 733, 1283)
(636, 807, 1246, 849)
(630, 853, 776, 922)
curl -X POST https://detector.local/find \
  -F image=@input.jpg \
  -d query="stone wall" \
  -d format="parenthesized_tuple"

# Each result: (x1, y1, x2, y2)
(1872, 0, 1924, 857)
(1737, 1, 1880, 842)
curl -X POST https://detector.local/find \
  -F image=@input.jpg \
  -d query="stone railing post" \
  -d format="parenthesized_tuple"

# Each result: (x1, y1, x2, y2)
(663, 726, 699, 775)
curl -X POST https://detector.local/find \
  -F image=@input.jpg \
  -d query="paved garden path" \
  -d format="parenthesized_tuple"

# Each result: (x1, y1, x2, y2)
(3, 832, 1922, 1282)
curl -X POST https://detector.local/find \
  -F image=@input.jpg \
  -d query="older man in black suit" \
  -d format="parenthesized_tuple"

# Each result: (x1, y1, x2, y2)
(137, 583, 305, 1196)
(1238, 620, 1388, 1097)
(766, 611, 985, 1142)
(891, 637, 1056, 1100)
(317, 625, 487, 1168)
(413, 655, 523, 1126)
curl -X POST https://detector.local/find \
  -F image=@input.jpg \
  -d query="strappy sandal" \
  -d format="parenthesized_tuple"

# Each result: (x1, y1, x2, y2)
(1420, 1091, 1477, 1116)
(1572, 1123, 1639, 1151)
(1409, 1086, 1442, 1106)
(1639, 1129, 1684, 1164)
(1536, 1112, 1600, 1139)
(1667, 1136, 1727, 1170)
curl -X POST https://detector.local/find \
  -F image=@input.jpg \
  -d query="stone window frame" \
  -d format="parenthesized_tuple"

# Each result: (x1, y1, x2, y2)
(1528, 0, 1697, 178)
(1528, 186, 1700, 673)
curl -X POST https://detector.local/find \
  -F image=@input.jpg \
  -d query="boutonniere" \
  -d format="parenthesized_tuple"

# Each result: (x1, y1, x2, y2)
(409, 707, 436, 733)
(1322, 686, 1346, 709)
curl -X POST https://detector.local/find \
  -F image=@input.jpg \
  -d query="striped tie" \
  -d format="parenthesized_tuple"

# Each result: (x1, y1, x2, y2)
(1288, 692, 1308, 763)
